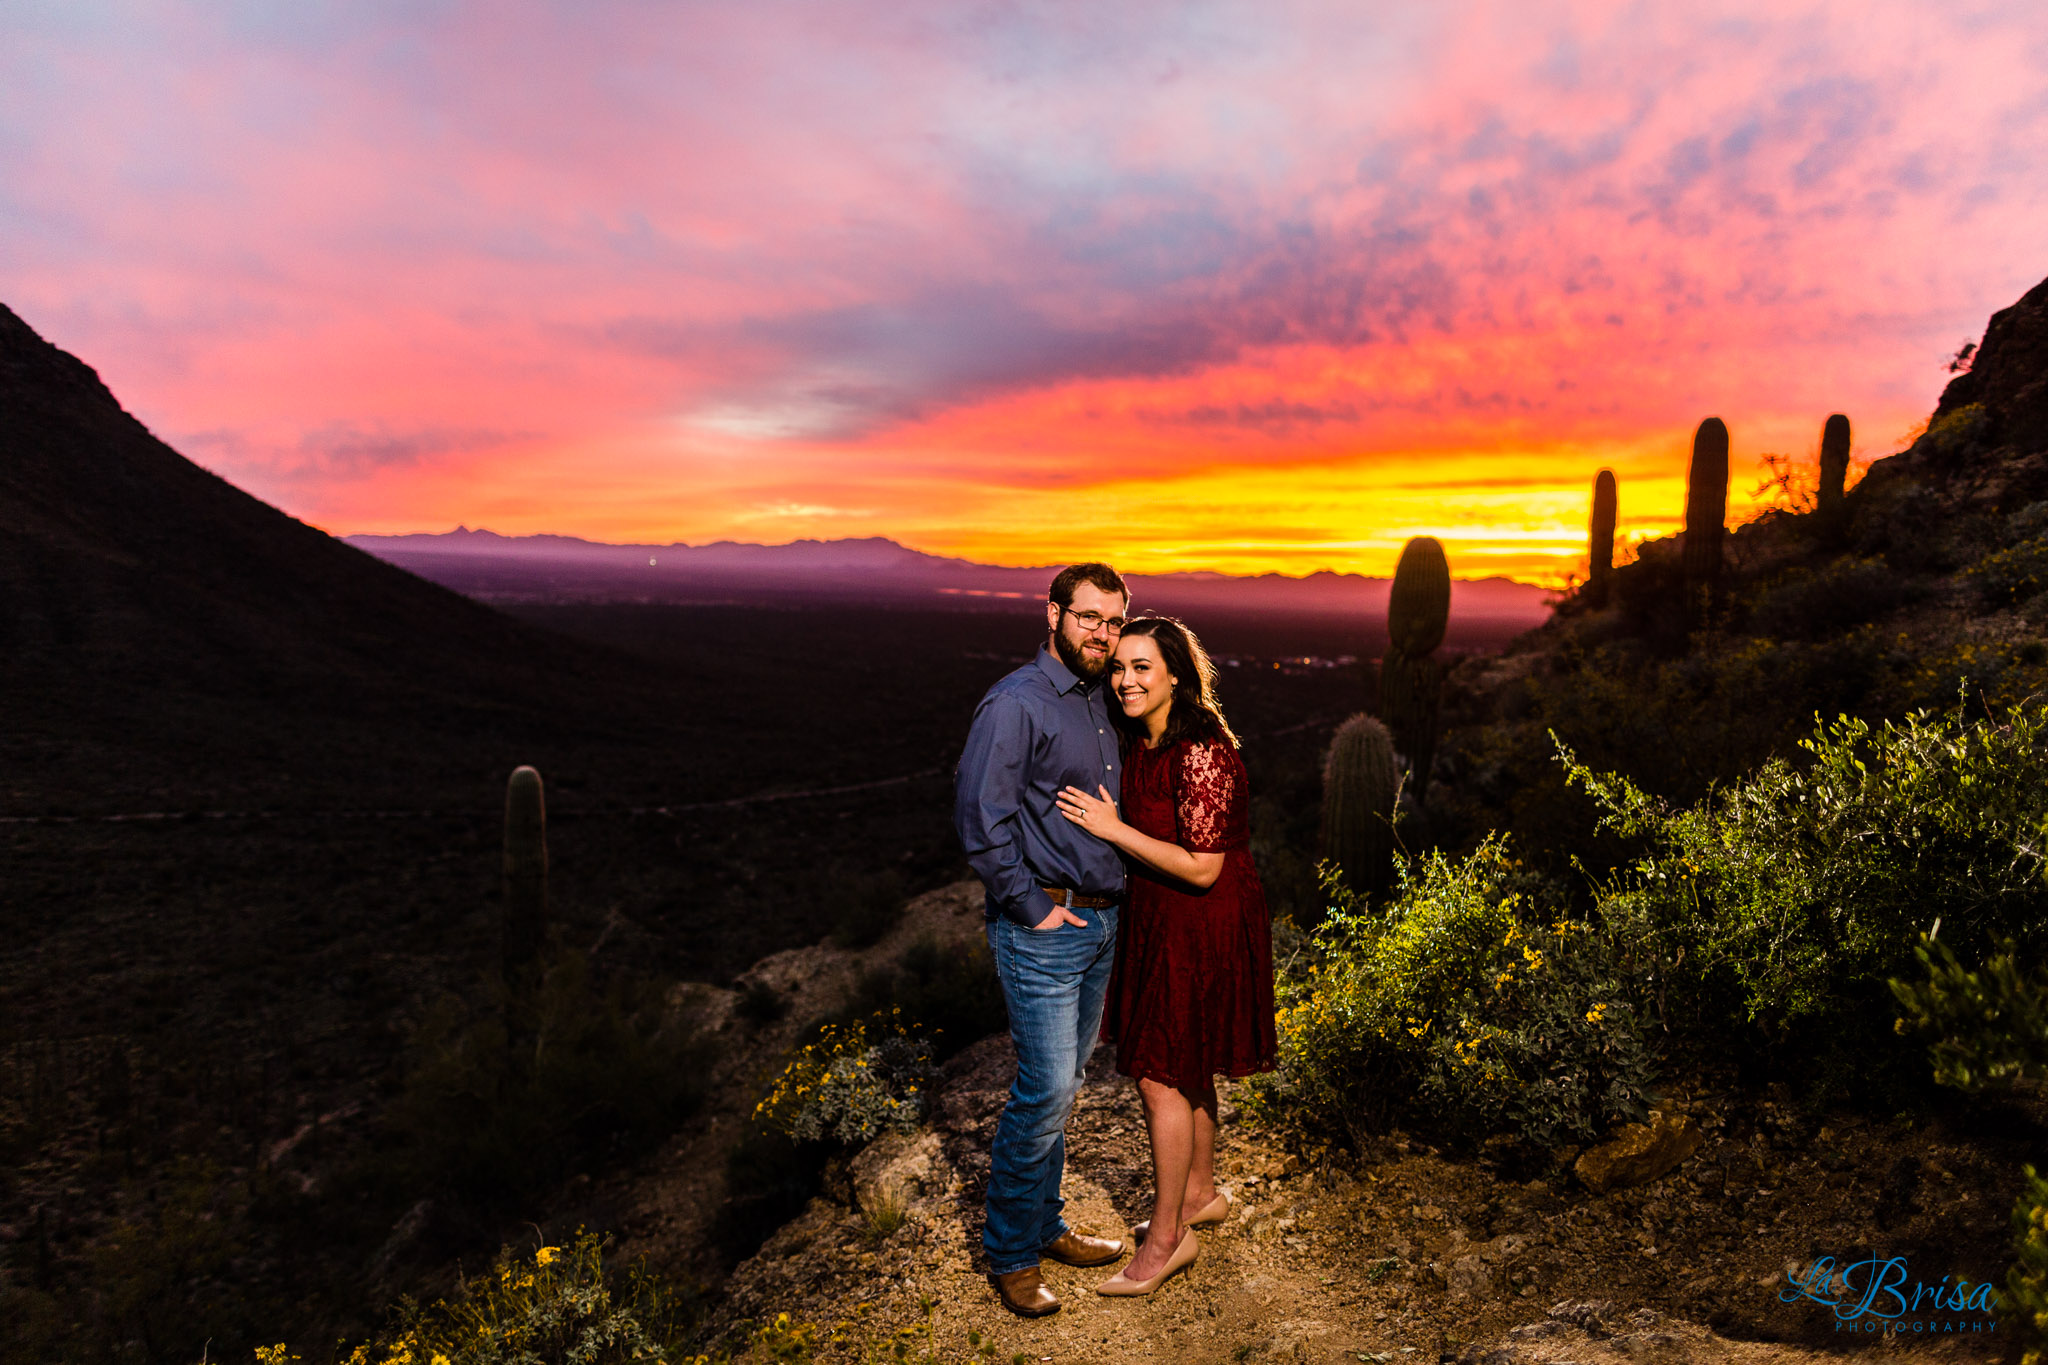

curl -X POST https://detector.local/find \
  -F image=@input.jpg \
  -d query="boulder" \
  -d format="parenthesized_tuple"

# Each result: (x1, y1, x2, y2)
(1574, 1105, 1703, 1194)
(849, 1129, 944, 1215)
(1445, 1253, 1496, 1301)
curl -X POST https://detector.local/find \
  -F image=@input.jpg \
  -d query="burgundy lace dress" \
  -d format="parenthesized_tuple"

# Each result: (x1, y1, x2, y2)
(1102, 736, 1277, 1096)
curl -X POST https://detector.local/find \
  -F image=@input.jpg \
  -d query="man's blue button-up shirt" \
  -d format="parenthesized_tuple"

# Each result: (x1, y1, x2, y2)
(954, 645, 1126, 927)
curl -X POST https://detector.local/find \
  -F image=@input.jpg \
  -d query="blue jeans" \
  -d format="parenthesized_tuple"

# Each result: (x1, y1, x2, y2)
(983, 905, 1119, 1275)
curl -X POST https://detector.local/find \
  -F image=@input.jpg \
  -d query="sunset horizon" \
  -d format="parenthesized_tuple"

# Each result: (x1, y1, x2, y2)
(7, 2, 2042, 587)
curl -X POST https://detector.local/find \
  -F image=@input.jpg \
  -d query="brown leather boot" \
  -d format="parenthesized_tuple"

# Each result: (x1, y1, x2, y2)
(989, 1264, 1060, 1317)
(1041, 1229, 1126, 1268)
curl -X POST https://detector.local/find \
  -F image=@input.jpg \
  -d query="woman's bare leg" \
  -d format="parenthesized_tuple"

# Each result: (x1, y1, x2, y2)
(1183, 1082, 1220, 1219)
(1127, 1076, 1194, 1279)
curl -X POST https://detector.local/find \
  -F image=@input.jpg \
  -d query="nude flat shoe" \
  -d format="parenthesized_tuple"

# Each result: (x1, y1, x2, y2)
(1095, 1228, 1197, 1296)
(1133, 1188, 1230, 1243)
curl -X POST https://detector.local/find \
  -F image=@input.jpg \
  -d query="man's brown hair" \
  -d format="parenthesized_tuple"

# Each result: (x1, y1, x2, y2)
(1048, 561, 1129, 609)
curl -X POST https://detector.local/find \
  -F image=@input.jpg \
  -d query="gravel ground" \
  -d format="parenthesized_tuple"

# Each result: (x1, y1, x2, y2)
(588, 881, 2027, 1364)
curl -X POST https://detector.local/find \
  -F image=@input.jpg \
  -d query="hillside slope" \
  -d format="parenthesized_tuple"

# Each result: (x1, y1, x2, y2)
(0, 302, 686, 810)
(1429, 271, 2048, 872)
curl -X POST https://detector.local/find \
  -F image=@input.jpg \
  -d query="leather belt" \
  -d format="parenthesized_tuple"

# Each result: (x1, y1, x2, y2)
(1042, 887, 1117, 909)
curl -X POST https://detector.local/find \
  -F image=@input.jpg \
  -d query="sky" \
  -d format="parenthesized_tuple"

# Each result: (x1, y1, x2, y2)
(4, 2, 2046, 584)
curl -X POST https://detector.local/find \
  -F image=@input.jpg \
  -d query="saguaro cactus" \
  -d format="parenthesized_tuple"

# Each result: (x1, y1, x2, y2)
(1682, 418, 1730, 608)
(1387, 535, 1451, 655)
(1377, 536, 1452, 800)
(1588, 469, 1618, 606)
(1321, 713, 1400, 900)
(1817, 413, 1851, 518)
(502, 765, 549, 984)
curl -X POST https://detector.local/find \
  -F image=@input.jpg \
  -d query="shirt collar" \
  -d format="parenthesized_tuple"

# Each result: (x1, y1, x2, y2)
(1035, 643, 1093, 695)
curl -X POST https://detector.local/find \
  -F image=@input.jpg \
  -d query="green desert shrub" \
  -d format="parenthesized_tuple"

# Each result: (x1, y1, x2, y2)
(831, 870, 907, 950)
(293, 1230, 693, 1365)
(1744, 556, 1909, 639)
(1437, 624, 1891, 887)
(2010, 1168, 2048, 1365)
(1564, 700, 2048, 1089)
(1915, 401, 1990, 466)
(1255, 841, 1653, 1151)
(1892, 935, 2048, 1090)
(88, 1159, 248, 1365)
(1966, 535, 2048, 607)
(368, 952, 707, 1215)
(1890, 941, 2048, 1365)
(840, 934, 1006, 1062)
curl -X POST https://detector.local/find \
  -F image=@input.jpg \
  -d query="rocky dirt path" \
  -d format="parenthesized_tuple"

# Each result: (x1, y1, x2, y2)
(710, 1026, 2005, 1364)
(578, 880, 2021, 1364)
(565, 880, 993, 1293)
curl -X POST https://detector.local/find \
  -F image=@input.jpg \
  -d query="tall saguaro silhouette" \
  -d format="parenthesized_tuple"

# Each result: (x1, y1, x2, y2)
(1376, 536, 1451, 800)
(1588, 469, 1617, 606)
(502, 765, 549, 986)
(1682, 418, 1730, 614)
(1818, 413, 1851, 520)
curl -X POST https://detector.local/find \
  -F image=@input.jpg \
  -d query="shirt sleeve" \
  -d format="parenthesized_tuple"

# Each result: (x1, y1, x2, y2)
(1174, 739, 1240, 853)
(954, 692, 1056, 927)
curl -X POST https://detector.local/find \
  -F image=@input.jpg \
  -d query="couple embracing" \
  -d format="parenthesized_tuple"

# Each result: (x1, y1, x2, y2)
(954, 562, 1277, 1317)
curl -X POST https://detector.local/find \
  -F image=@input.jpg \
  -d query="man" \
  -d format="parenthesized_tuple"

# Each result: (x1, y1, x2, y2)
(954, 562, 1132, 1317)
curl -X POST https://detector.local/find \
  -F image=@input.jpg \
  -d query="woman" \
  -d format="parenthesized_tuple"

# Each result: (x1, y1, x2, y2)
(1055, 616, 1277, 1295)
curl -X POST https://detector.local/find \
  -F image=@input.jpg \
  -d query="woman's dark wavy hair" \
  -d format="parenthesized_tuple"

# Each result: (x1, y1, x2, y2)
(1111, 616, 1240, 750)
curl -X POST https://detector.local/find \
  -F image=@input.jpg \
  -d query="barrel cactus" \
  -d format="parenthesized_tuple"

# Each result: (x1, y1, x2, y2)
(1588, 469, 1617, 606)
(1321, 713, 1401, 899)
(1682, 417, 1730, 607)
(503, 765, 549, 983)
(1378, 536, 1452, 800)
(1817, 413, 1851, 518)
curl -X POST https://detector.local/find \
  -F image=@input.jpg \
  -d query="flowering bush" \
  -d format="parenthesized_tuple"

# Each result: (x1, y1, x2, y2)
(753, 1010, 934, 1146)
(1564, 701, 2048, 1076)
(2012, 1166, 2048, 1365)
(254, 1231, 691, 1365)
(1254, 840, 1653, 1151)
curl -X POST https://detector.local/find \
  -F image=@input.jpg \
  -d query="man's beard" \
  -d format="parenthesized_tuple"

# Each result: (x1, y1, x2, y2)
(1054, 628, 1111, 680)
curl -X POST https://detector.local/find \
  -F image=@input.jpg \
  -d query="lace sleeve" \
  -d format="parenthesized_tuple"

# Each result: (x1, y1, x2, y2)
(1174, 739, 1241, 853)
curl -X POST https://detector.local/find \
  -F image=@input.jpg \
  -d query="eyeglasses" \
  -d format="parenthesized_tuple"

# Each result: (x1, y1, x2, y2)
(1059, 606, 1126, 635)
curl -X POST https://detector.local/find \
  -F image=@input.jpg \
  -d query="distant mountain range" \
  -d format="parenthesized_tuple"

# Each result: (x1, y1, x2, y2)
(344, 528, 1555, 629)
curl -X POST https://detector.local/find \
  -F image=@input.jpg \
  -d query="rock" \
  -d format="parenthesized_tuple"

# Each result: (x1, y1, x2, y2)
(1453, 1347, 1516, 1365)
(849, 1129, 943, 1215)
(364, 1199, 434, 1286)
(1574, 1105, 1703, 1194)
(1548, 1299, 1618, 1338)
(1445, 1254, 1495, 1301)
(1934, 272, 2048, 453)
(1481, 1233, 1527, 1262)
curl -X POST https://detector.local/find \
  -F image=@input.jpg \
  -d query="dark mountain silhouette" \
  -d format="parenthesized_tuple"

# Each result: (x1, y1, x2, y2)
(1433, 268, 2048, 873)
(0, 304, 617, 692)
(345, 528, 1553, 631)
(1932, 272, 2048, 450)
(0, 303, 677, 811)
